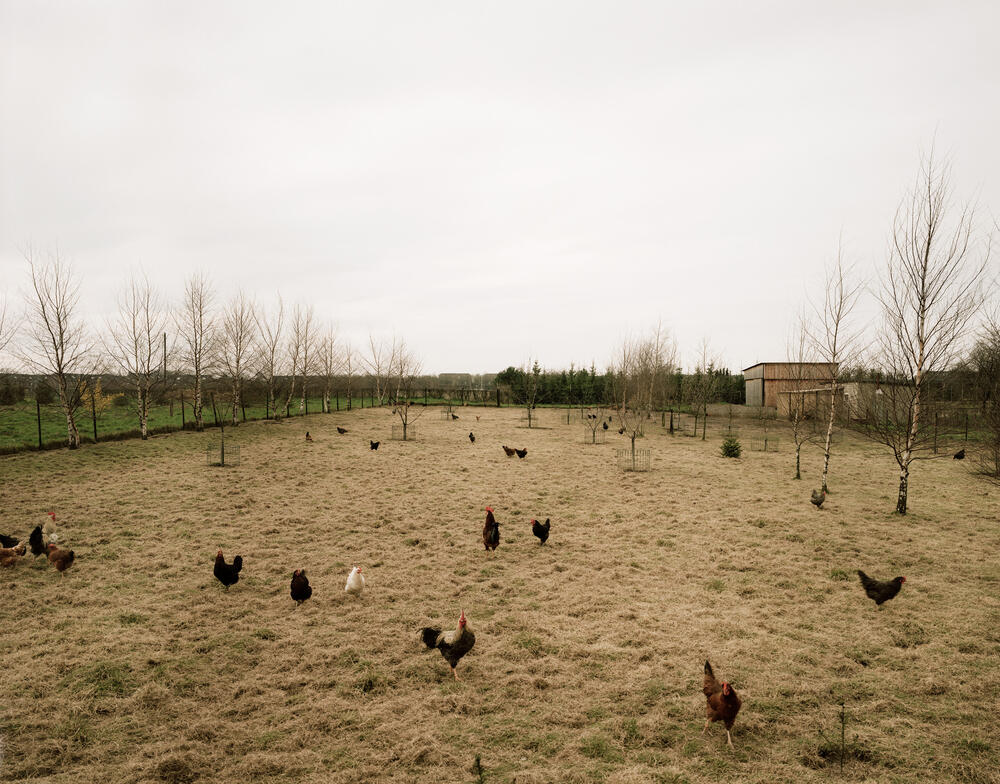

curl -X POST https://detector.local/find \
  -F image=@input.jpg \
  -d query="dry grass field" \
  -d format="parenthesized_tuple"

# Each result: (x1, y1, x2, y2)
(1, 406, 998, 784)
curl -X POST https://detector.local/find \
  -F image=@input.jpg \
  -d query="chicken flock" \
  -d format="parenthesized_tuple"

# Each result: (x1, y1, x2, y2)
(1, 410, 920, 755)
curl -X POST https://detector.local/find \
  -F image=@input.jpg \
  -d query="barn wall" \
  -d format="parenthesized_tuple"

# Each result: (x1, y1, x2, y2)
(745, 378, 763, 407)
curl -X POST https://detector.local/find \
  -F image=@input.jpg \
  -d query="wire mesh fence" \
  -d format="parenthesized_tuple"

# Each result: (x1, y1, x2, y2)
(391, 425, 416, 441)
(583, 427, 607, 444)
(749, 437, 779, 452)
(616, 447, 651, 472)
(206, 442, 240, 466)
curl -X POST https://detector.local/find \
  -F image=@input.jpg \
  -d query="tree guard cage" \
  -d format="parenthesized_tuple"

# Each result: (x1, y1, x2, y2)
(616, 447, 650, 472)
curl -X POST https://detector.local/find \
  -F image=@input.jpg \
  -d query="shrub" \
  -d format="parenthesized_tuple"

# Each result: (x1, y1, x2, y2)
(720, 436, 742, 458)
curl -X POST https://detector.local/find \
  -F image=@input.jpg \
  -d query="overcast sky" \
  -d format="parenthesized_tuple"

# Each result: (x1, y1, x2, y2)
(1, 1, 997, 374)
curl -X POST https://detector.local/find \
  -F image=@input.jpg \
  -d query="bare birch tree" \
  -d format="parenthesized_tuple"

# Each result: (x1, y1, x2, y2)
(611, 325, 674, 467)
(363, 334, 393, 405)
(219, 291, 257, 425)
(861, 151, 989, 514)
(254, 295, 284, 419)
(175, 272, 216, 431)
(278, 305, 305, 418)
(787, 313, 821, 480)
(389, 337, 424, 440)
(342, 341, 357, 410)
(318, 326, 341, 413)
(686, 339, 720, 440)
(297, 305, 317, 414)
(18, 249, 92, 448)
(0, 293, 16, 355)
(105, 273, 171, 439)
(808, 248, 863, 493)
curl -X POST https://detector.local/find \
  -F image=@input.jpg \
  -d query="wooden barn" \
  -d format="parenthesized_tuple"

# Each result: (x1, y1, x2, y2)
(742, 362, 838, 409)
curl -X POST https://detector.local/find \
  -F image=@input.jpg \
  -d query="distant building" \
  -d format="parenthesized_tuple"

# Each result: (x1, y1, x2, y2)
(742, 362, 837, 409)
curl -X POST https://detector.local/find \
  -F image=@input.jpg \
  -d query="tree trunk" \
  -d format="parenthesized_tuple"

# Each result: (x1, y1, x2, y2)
(138, 384, 149, 439)
(57, 377, 81, 449)
(795, 444, 801, 480)
(193, 375, 204, 431)
(231, 382, 241, 426)
(896, 461, 909, 515)
(821, 399, 835, 493)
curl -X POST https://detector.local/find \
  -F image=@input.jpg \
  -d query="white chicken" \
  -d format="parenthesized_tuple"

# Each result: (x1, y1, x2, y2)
(43, 511, 59, 543)
(345, 565, 365, 596)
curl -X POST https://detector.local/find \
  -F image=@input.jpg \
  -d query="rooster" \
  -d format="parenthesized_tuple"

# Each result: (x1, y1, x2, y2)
(531, 518, 550, 544)
(502, 445, 516, 457)
(47, 543, 75, 577)
(0, 533, 19, 548)
(857, 570, 905, 607)
(44, 511, 59, 543)
(483, 507, 500, 552)
(370, 440, 380, 451)
(337, 427, 348, 434)
(515, 448, 527, 459)
(421, 609, 476, 680)
(0, 543, 26, 567)
(469, 432, 475, 444)
(703, 660, 741, 749)
(290, 569, 312, 605)
(214, 550, 243, 590)
(345, 565, 365, 596)
(810, 488, 826, 509)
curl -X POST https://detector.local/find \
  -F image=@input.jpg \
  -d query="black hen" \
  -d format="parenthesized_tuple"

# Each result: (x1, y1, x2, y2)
(0, 533, 19, 548)
(531, 517, 550, 544)
(469, 432, 475, 444)
(515, 448, 527, 459)
(602, 421, 609, 430)
(483, 507, 500, 552)
(953, 449, 965, 460)
(290, 569, 312, 605)
(29, 526, 47, 557)
(370, 440, 380, 450)
(451, 413, 459, 420)
(337, 426, 348, 434)
(214, 550, 243, 590)
(857, 570, 906, 606)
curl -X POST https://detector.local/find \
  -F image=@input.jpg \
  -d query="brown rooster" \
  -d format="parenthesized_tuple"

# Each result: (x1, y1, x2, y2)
(483, 507, 500, 552)
(703, 660, 741, 749)
(47, 543, 75, 577)
(421, 609, 476, 680)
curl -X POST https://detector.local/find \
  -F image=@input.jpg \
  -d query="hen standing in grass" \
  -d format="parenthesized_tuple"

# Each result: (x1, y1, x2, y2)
(811, 488, 826, 509)
(515, 448, 527, 459)
(345, 566, 365, 596)
(469, 432, 475, 444)
(421, 609, 476, 680)
(857, 570, 905, 607)
(337, 427, 348, 434)
(703, 660, 741, 749)
(0, 533, 19, 548)
(502, 445, 516, 457)
(47, 543, 75, 576)
(214, 550, 243, 590)
(0, 542, 26, 566)
(483, 507, 500, 552)
(531, 518, 550, 544)
(290, 569, 312, 605)
(370, 440, 380, 450)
